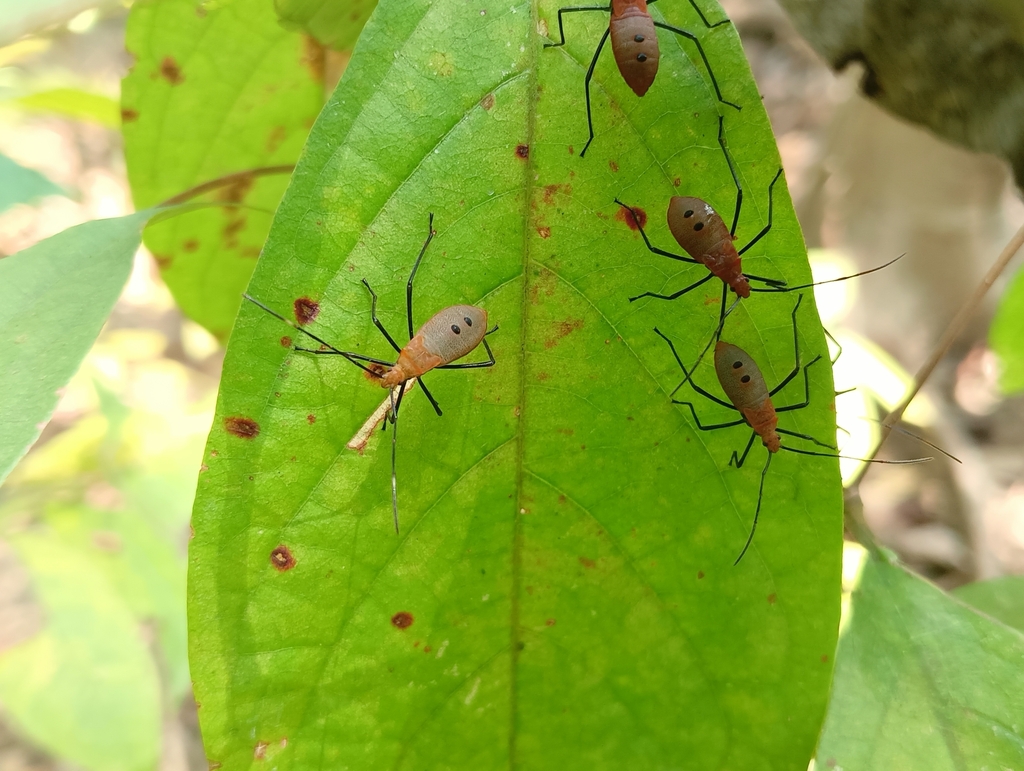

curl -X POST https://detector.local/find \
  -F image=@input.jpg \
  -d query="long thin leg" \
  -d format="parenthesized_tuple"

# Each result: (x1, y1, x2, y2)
(745, 271, 787, 288)
(614, 199, 701, 264)
(654, 22, 741, 110)
(389, 382, 406, 534)
(438, 335, 497, 370)
(775, 358, 822, 410)
(543, 5, 609, 48)
(729, 430, 758, 468)
(581, 28, 611, 157)
(748, 254, 905, 294)
(737, 167, 782, 256)
(653, 326, 735, 409)
(416, 376, 443, 416)
(685, 0, 731, 28)
(824, 326, 843, 365)
(294, 348, 394, 380)
(629, 272, 714, 303)
(768, 294, 805, 397)
(777, 427, 835, 450)
(673, 400, 747, 430)
(716, 115, 743, 236)
(405, 212, 436, 341)
(361, 279, 403, 354)
(734, 451, 772, 565)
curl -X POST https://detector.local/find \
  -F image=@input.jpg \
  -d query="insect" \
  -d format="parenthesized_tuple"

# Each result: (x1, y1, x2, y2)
(616, 116, 901, 339)
(243, 213, 498, 534)
(654, 294, 930, 564)
(544, 0, 739, 157)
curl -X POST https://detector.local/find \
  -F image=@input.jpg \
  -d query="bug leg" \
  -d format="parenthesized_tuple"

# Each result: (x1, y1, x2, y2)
(777, 427, 836, 450)
(825, 326, 843, 365)
(653, 22, 741, 110)
(734, 452, 772, 566)
(768, 294, 805, 397)
(672, 400, 747, 430)
(716, 115, 743, 237)
(737, 167, 782, 256)
(405, 212, 436, 340)
(729, 431, 758, 468)
(415, 376, 443, 417)
(294, 348, 395, 379)
(389, 382, 407, 534)
(614, 199, 701, 264)
(748, 253, 905, 294)
(629, 272, 714, 303)
(580, 28, 611, 157)
(684, 0, 731, 28)
(361, 279, 404, 354)
(653, 327, 735, 408)
(543, 5, 610, 48)
(745, 272, 788, 289)
(775, 357, 822, 409)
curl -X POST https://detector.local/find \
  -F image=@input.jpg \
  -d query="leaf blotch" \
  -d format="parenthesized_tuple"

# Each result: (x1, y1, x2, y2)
(254, 741, 268, 759)
(615, 205, 647, 231)
(515, 144, 529, 159)
(224, 416, 260, 439)
(537, 226, 551, 239)
(159, 56, 184, 85)
(293, 297, 319, 325)
(544, 318, 584, 349)
(266, 125, 287, 154)
(542, 183, 571, 205)
(609, 160, 619, 172)
(579, 556, 596, 569)
(673, 177, 681, 187)
(270, 545, 296, 571)
(280, 335, 292, 348)
(306, 414, 316, 424)
(697, 571, 705, 579)
(391, 611, 414, 629)
(121, 108, 139, 122)
(767, 593, 777, 604)
(217, 174, 254, 203)
(480, 93, 495, 110)
(301, 35, 325, 82)
(183, 238, 199, 252)
(545, 618, 556, 626)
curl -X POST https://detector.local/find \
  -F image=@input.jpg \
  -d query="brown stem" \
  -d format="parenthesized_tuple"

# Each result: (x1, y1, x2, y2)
(158, 165, 296, 207)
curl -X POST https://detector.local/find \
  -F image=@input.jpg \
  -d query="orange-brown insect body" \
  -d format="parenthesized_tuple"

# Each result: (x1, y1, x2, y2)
(714, 342, 780, 452)
(609, 0, 660, 96)
(380, 304, 488, 387)
(668, 196, 750, 298)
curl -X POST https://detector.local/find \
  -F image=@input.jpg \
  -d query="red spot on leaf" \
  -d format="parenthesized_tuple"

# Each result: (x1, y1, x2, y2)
(673, 177, 681, 187)
(121, 108, 138, 122)
(697, 571, 705, 579)
(609, 160, 619, 172)
(423, 645, 432, 653)
(767, 593, 777, 605)
(306, 414, 316, 424)
(391, 611, 414, 629)
(480, 93, 495, 110)
(293, 297, 319, 325)
(515, 144, 529, 159)
(615, 205, 647, 231)
(160, 56, 184, 85)
(544, 318, 584, 349)
(280, 335, 292, 348)
(545, 618, 556, 626)
(269, 545, 295, 571)
(183, 238, 199, 252)
(536, 372, 550, 381)
(224, 416, 259, 439)
(537, 226, 551, 239)
(579, 556, 596, 569)
(542, 183, 571, 205)
(821, 654, 829, 663)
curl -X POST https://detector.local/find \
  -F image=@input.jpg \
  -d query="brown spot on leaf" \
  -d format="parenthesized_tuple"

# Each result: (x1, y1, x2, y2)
(280, 335, 292, 348)
(537, 226, 551, 239)
(579, 556, 596, 569)
(183, 238, 199, 252)
(121, 108, 138, 122)
(254, 741, 268, 760)
(615, 205, 647, 231)
(208, 763, 221, 771)
(391, 611, 414, 629)
(544, 318, 584, 349)
(152, 253, 172, 269)
(224, 416, 259, 439)
(293, 297, 319, 325)
(557, 428, 574, 436)
(222, 214, 247, 248)
(545, 618, 556, 626)
(480, 92, 495, 110)
(536, 371, 550, 381)
(363, 362, 387, 382)
(423, 645, 432, 653)
(160, 56, 184, 85)
(697, 571, 705, 579)
(767, 593, 777, 605)
(608, 160, 619, 172)
(673, 177, 681, 187)
(266, 126, 287, 154)
(270, 545, 295, 571)
(825, 759, 836, 769)
(217, 175, 254, 204)
(515, 144, 529, 159)
(306, 414, 316, 424)
(301, 34, 325, 81)
(542, 183, 571, 205)
(821, 654, 829, 663)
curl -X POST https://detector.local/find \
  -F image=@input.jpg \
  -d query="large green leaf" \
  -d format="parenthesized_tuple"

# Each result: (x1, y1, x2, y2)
(0, 533, 161, 771)
(991, 264, 1024, 393)
(190, 0, 841, 767)
(0, 211, 151, 487)
(817, 552, 1024, 770)
(122, 0, 324, 339)
(274, 0, 377, 49)
(953, 575, 1024, 633)
(0, 151, 66, 215)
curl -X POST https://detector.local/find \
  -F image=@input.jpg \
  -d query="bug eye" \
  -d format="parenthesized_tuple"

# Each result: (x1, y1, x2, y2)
(464, 316, 473, 327)
(684, 210, 694, 218)
(634, 34, 644, 42)
(741, 375, 751, 384)
(694, 222, 704, 231)
(637, 53, 647, 62)
(732, 361, 742, 369)
(451, 324, 461, 335)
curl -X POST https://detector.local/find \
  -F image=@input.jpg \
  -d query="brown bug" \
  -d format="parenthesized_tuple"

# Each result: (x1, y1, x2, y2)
(244, 213, 498, 534)
(654, 294, 930, 564)
(544, 0, 738, 157)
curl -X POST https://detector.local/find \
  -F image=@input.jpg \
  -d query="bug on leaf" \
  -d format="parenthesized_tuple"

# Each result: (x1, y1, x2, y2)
(244, 213, 498, 534)
(544, 0, 739, 157)
(654, 294, 930, 564)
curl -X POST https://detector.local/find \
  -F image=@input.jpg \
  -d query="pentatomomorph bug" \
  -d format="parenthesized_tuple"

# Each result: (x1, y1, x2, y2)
(544, 0, 739, 157)
(654, 295, 930, 565)
(243, 213, 498, 534)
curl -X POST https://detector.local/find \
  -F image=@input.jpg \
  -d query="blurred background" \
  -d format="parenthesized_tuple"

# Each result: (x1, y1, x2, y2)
(0, 0, 1021, 768)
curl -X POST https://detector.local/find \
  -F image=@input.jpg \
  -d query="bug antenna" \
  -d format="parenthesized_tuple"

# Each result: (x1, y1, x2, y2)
(243, 293, 345, 355)
(750, 254, 905, 294)
(734, 452, 771, 565)
(853, 418, 963, 464)
(780, 445, 932, 464)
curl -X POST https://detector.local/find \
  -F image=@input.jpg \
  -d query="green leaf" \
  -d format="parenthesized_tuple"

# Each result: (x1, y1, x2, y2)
(274, 0, 377, 49)
(817, 552, 1024, 770)
(0, 533, 161, 771)
(953, 575, 1024, 633)
(190, 0, 841, 767)
(122, 0, 325, 339)
(13, 88, 120, 128)
(991, 264, 1024, 393)
(0, 211, 151, 487)
(0, 151, 66, 214)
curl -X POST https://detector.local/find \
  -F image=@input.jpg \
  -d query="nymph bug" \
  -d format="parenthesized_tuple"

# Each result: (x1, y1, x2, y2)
(544, 0, 739, 157)
(244, 213, 498, 534)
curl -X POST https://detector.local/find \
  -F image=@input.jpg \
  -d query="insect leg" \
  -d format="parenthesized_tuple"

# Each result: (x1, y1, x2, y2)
(543, 5, 610, 48)
(405, 213, 436, 340)
(653, 22, 741, 110)
(737, 168, 782, 256)
(748, 253, 905, 294)
(716, 115, 743, 236)
(415, 376, 443, 417)
(294, 348, 395, 378)
(684, 0, 731, 28)
(653, 327, 735, 409)
(673, 400, 747, 430)
(629, 272, 714, 303)
(775, 357, 822, 409)
(390, 381, 406, 534)
(777, 427, 836, 450)
(825, 326, 843, 365)
(614, 199, 701, 264)
(581, 28, 611, 158)
(729, 430, 758, 468)
(767, 294, 805, 397)
(361, 278, 404, 354)
(734, 451, 772, 565)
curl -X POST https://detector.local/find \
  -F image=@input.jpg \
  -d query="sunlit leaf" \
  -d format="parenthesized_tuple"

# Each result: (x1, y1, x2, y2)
(13, 87, 120, 128)
(817, 552, 1024, 770)
(274, 0, 377, 49)
(0, 151, 66, 214)
(122, 0, 324, 338)
(953, 575, 1024, 633)
(190, 0, 842, 767)
(991, 264, 1024, 393)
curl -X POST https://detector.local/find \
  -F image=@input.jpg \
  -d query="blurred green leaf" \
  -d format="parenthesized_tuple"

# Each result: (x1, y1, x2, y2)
(991, 264, 1024, 393)
(817, 553, 1024, 770)
(0, 151, 66, 214)
(274, 0, 377, 49)
(122, 0, 325, 339)
(0, 211, 151, 487)
(953, 575, 1024, 633)
(190, 0, 842, 767)
(0, 532, 161, 771)
(13, 88, 120, 128)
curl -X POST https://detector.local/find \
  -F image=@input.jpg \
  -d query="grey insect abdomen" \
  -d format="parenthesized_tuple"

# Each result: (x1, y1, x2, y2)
(419, 304, 488, 365)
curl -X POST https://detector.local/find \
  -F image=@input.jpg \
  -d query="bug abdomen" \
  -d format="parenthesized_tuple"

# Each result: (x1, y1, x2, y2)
(609, 8, 659, 97)
(741, 401, 780, 453)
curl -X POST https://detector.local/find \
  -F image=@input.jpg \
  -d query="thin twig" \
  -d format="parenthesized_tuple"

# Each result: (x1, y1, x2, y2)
(158, 164, 296, 207)
(346, 380, 419, 452)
